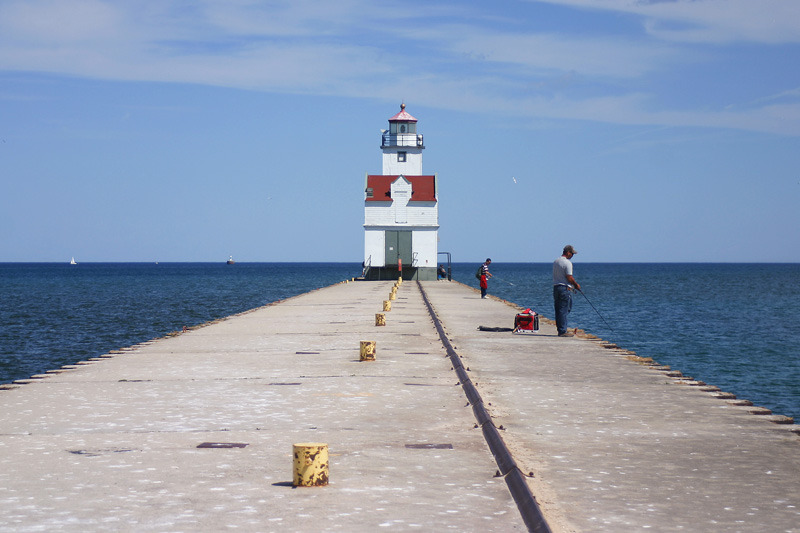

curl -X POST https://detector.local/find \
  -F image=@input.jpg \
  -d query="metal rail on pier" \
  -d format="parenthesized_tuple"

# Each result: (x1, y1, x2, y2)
(417, 281, 552, 533)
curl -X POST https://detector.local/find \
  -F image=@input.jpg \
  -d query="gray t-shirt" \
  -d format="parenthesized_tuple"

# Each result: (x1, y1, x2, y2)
(553, 256, 573, 287)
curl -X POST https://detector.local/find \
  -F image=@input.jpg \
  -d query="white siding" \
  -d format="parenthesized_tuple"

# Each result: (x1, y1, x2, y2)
(391, 178, 411, 223)
(411, 228, 438, 268)
(365, 203, 394, 226)
(364, 229, 385, 266)
(365, 204, 438, 227)
(405, 203, 438, 225)
(382, 148, 423, 175)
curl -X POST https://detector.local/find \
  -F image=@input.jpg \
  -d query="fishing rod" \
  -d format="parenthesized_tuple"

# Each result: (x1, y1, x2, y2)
(576, 288, 615, 333)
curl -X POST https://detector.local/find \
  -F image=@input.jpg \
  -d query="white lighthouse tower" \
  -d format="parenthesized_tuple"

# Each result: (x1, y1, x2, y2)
(363, 104, 438, 280)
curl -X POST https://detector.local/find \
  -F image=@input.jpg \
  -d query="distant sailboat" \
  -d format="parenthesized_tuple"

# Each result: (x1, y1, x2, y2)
(69, 257, 77, 265)
(226, 256, 235, 265)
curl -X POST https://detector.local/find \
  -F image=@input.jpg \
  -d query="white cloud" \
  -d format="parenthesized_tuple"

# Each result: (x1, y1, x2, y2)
(440, 29, 675, 78)
(756, 87, 800, 104)
(0, 0, 125, 44)
(531, 0, 800, 44)
(0, 0, 798, 135)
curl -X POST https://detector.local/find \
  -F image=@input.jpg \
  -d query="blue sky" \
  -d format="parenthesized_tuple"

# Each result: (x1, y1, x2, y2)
(1, 0, 798, 263)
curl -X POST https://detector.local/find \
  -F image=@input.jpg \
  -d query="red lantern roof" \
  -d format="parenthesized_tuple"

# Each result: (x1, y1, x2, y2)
(388, 103, 417, 122)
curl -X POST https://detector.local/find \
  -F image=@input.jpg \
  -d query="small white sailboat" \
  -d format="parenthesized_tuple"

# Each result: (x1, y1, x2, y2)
(69, 257, 77, 265)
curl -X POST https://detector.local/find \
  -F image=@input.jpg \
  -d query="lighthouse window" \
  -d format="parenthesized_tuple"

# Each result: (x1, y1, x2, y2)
(400, 125, 406, 133)
(397, 151, 406, 162)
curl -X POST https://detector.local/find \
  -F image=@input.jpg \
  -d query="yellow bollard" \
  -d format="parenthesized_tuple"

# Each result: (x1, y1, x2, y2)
(293, 443, 329, 487)
(383, 300, 392, 311)
(389, 292, 396, 301)
(375, 313, 386, 326)
(360, 340, 376, 361)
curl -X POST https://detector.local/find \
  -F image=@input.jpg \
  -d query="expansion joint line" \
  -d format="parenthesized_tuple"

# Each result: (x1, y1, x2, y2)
(416, 281, 552, 533)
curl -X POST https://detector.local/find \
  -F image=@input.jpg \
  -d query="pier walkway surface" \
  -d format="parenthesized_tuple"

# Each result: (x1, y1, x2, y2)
(1, 280, 799, 532)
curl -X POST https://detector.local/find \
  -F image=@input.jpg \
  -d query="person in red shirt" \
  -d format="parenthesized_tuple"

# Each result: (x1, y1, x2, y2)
(479, 258, 493, 299)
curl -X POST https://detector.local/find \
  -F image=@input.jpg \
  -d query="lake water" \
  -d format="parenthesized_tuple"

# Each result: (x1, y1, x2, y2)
(452, 262, 800, 421)
(2, 262, 798, 420)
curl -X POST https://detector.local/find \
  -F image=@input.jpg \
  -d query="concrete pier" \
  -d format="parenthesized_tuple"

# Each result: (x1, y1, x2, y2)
(1, 280, 798, 532)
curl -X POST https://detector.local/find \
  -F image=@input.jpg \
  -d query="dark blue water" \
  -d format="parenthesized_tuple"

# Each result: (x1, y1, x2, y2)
(0, 263, 359, 384)
(2, 262, 799, 421)
(451, 262, 800, 421)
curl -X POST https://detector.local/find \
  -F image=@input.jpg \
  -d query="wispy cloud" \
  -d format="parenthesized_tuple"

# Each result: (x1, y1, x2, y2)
(531, 0, 800, 44)
(435, 28, 675, 79)
(1, 0, 798, 135)
(756, 87, 800, 104)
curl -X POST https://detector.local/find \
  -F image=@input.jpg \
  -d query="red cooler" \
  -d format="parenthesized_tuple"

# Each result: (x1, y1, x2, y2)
(513, 309, 539, 333)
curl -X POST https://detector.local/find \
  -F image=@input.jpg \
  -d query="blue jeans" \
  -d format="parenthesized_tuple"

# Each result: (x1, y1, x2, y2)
(553, 285, 572, 334)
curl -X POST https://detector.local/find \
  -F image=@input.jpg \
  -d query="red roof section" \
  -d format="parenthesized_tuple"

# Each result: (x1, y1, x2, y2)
(365, 175, 436, 202)
(388, 103, 417, 122)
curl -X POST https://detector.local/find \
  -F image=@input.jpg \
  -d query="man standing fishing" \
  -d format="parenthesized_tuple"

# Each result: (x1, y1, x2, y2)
(553, 245, 581, 337)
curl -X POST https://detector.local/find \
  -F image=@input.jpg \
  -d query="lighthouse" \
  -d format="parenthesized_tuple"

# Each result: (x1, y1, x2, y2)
(363, 104, 438, 280)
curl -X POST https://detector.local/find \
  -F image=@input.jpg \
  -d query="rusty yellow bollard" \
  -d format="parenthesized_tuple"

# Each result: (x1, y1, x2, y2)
(389, 292, 396, 301)
(293, 443, 329, 487)
(375, 313, 386, 326)
(383, 300, 392, 311)
(360, 340, 376, 361)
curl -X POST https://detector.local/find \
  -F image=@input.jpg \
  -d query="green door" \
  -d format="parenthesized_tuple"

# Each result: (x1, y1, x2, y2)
(385, 231, 412, 267)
